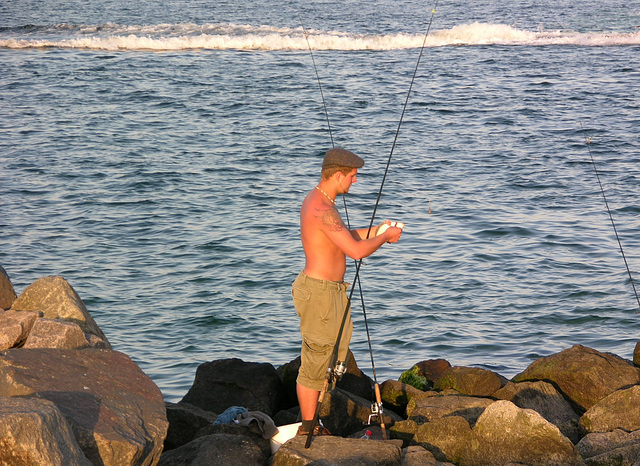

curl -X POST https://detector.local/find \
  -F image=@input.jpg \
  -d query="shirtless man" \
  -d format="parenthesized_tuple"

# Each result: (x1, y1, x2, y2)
(292, 147, 402, 436)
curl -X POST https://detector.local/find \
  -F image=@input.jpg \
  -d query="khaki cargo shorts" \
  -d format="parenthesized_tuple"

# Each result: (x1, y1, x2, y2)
(292, 271, 352, 391)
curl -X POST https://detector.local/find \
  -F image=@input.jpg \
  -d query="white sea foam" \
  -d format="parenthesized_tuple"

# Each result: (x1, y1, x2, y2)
(1, 22, 639, 51)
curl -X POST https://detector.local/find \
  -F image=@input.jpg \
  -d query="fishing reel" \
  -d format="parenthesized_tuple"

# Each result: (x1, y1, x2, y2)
(368, 401, 383, 425)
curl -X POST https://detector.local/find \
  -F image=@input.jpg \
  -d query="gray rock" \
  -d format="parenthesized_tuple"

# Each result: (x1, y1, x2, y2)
(460, 400, 585, 466)
(576, 428, 640, 460)
(407, 394, 494, 427)
(580, 385, 640, 433)
(433, 366, 506, 397)
(10, 276, 111, 347)
(164, 402, 218, 451)
(271, 435, 403, 465)
(494, 380, 582, 443)
(181, 358, 284, 417)
(319, 387, 403, 437)
(513, 344, 640, 412)
(158, 433, 270, 466)
(634, 341, 640, 368)
(0, 309, 41, 349)
(0, 348, 168, 466)
(23, 318, 91, 349)
(0, 397, 91, 466)
(0, 265, 17, 310)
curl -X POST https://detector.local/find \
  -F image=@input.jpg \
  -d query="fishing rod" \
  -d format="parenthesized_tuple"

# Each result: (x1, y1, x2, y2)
(303, 1, 440, 448)
(580, 123, 640, 312)
(297, 11, 388, 439)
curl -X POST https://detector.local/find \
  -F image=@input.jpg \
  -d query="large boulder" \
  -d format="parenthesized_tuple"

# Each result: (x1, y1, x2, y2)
(414, 359, 452, 385)
(580, 385, 640, 433)
(271, 435, 403, 465)
(407, 394, 494, 427)
(10, 276, 111, 347)
(158, 433, 270, 466)
(460, 400, 584, 465)
(513, 345, 640, 412)
(0, 397, 91, 465)
(494, 380, 582, 443)
(319, 387, 403, 437)
(433, 366, 506, 397)
(180, 358, 284, 417)
(0, 265, 17, 310)
(576, 428, 640, 465)
(0, 348, 168, 466)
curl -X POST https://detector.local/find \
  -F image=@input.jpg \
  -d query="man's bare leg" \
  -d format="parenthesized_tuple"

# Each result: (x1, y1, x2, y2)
(297, 383, 319, 420)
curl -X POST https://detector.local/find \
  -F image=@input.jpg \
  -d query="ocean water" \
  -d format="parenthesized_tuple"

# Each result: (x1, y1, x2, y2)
(1, 0, 639, 402)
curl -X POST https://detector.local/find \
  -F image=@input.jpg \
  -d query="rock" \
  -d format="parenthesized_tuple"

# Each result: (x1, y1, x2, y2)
(0, 397, 91, 465)
(494, 380, 582, 443)
(380, 379, 431, 416)
(164, 402, 218, 451)
(272, 407, 300, 426)
(407, 394, 494, 427)
(460, 400, 584, 466)
(414, 359, 452, 385)
(576, 429, 640, 465)
(399, 365, 430, 391)
(0, 348, 168, 466)
(391, 419, 420, 446)
(336, 349, 375, 402)
(513, 344, 640, 412)
(0, 265, 17, 310)
(10, 276, 111, 347)
(271, 435, 403, 465)
(277, 356, 302, 409)
(180, 358, 284, 417)
(411, 415, 472, 463)
(23, 318, 91, 349)
(319, 387, 403, 437)
(580, 385, 640, 433)
(402, 445, 454, 466)
(0, 309, 41, 349)
(634, 341, 640, 368)
(158, 433, 270, 466)
(433, 366, 506, 397)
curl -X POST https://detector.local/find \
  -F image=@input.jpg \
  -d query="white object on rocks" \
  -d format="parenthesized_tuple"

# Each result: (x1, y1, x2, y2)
(270, 422, 301, 454)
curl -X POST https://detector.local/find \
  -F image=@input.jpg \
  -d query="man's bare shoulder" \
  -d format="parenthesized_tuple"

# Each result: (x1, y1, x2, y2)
(302, 192, 344, 233)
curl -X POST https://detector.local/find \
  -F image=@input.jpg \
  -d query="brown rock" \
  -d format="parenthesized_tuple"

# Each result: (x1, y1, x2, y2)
(414, 359, 452, 385)
(407, 395, 494, 427)
(0, 265, 17, 310)
(513, 344, 640, 412)
(10, 276, 111, 347)
(576, 428, 640, 460)
(380, 379, 432, 415)
(271, 435, 402, 465)
(634, 341, 640, 368)
(0, 397, 91, 465)
(23, 318, 91, 349)
(461, 400, 584, 466)
(0, 348, 168, 466)
(0, 309, 41, 349)
(433, 366, 505, 397)
(494, 380, 582, 443)
(580, 385, 640, 433)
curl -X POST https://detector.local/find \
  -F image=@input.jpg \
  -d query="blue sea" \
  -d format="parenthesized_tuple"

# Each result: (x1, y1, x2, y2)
(2, 0, 639, 402)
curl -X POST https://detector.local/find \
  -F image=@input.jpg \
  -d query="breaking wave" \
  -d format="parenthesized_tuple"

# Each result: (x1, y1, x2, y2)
(1, 22, 639, 51)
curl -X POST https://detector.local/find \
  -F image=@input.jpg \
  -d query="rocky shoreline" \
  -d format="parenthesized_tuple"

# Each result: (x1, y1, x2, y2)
(2, 266, 640, 465)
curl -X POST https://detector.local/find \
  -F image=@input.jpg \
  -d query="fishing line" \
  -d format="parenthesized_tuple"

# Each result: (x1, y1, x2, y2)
(580, 123, 640, 312)
(304, 1, 440, 447)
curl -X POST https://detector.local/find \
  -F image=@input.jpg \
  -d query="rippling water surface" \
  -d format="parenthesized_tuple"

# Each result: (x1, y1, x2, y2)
(2, 0, 639, 401)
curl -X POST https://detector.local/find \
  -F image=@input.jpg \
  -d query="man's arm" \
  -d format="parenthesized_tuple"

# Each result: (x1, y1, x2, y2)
(317, 208, 401, 260)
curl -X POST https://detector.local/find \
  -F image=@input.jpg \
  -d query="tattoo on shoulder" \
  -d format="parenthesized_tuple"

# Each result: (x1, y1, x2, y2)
(316, 207, 344, 232)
